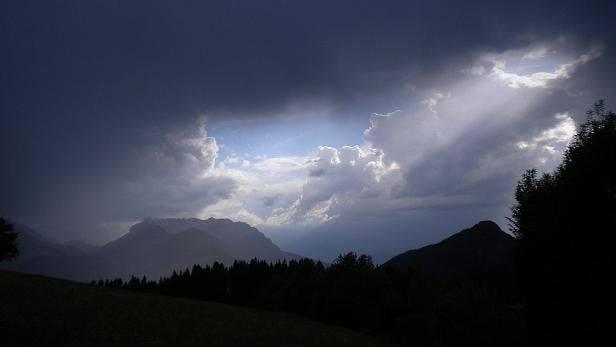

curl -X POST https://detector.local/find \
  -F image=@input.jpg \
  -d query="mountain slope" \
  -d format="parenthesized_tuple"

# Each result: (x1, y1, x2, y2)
(0, 224, 109, 280)
(145, 228, 236, 277)
(139, 217, 300, 262)
(0, 270, 393, 347)
(386, 221, 515, 276)
(2, 218, 302, 281)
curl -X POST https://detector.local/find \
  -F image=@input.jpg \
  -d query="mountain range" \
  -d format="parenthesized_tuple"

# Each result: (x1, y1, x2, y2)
(1, 218, 515, 282)
(1, 218, 301, 281)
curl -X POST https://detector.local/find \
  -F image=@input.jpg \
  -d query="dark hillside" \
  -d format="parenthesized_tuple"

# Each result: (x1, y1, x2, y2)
(386, 221, 514, 277)
(0, 270, 394, 347)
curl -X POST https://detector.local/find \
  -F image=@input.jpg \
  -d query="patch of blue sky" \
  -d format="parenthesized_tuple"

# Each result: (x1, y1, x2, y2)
(209, 115, 370, 160)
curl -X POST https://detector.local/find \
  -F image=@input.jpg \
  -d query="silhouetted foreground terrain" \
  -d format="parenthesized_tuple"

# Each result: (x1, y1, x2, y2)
(0, 270, 394, 347)
(386, 220, 514, 276)
(96, 221, 524, 346)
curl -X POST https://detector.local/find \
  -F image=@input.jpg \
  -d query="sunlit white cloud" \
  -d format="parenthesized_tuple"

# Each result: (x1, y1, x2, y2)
(195, 153, 310, 227)
(250, 157, 309, 174)
(266, 145, 404, 225)
(484, 46, 602, 88)
(516, 113, 577, 165)
(522, 46, 549, 60)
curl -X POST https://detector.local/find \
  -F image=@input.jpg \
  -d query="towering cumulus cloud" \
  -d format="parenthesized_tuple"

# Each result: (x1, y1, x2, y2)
(138, 119, 237, 216)
(267, 145, 403, 224)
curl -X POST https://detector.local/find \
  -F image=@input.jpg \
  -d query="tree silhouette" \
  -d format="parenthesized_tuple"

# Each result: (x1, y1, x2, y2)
(0, 217, 19, 261)
(94, 248, 524, 347)
(510, 100, 616, 345)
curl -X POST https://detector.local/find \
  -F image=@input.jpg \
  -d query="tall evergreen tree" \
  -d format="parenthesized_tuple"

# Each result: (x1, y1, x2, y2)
(510, 100, 616, 345)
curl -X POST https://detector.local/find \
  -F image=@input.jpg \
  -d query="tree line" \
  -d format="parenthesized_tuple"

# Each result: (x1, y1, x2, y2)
(95, 253, 522, 346)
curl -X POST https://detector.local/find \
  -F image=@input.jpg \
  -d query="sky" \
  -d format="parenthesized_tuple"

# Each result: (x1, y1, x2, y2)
(1, 1, 615, 262)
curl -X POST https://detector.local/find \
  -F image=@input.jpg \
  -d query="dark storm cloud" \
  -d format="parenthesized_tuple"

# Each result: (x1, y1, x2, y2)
(3, 1, 614, 120)
(1, 0, 615, 242)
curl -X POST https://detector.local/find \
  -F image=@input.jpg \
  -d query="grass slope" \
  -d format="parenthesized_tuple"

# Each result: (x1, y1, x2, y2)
(0, 270, 394, 346)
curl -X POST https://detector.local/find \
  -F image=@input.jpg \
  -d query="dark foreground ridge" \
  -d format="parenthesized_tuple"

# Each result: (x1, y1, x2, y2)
(386, 220, 514, 276)
(0, 270, 393, 347)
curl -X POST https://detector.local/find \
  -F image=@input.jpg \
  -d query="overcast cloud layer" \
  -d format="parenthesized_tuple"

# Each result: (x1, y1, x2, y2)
(1, 1, 615, 259)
